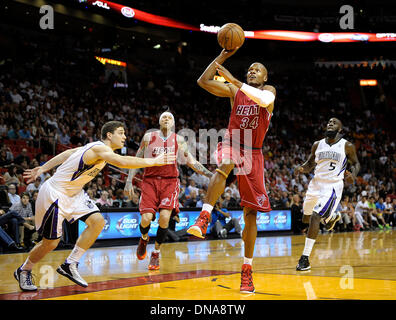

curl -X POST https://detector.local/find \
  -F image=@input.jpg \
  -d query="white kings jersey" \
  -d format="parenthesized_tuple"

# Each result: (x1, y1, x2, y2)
(313, 138, 348, 183)
(46, 141, 107, 197)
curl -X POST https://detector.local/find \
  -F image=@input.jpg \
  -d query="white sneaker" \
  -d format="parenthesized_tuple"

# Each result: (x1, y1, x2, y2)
(57, 262, 88, 287)
(220, 229, 227, 238)
(14, 266, 37, 291)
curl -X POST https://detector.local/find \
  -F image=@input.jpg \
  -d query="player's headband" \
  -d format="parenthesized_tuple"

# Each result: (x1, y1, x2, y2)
(159, 112, 175, 125)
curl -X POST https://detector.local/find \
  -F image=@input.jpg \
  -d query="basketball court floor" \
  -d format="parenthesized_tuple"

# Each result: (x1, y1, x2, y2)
(1, 230, 395, 300)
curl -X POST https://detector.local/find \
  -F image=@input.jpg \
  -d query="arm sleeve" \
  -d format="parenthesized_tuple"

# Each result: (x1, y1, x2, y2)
(240, 83, 275, 107)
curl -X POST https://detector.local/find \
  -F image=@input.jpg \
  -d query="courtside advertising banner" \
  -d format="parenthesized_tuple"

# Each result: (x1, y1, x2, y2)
(78, 209, 291, 240)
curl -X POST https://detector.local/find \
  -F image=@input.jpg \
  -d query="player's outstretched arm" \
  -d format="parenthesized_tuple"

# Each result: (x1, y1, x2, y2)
(23, 147, 82, 183)
(177, 135, 213, 178)
(197, 49, 239, 98)
(295, 141, 319, 175)
(92, 145, 176, 169)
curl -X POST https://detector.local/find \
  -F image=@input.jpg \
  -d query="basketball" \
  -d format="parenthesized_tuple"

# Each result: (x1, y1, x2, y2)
(217, 23, 245, 51)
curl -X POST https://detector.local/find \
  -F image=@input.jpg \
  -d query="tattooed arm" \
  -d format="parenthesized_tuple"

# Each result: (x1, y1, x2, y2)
(177, 135, 213, 178)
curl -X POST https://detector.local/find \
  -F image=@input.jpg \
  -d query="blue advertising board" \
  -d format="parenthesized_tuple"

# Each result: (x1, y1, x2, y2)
(78, 209, 291, 240)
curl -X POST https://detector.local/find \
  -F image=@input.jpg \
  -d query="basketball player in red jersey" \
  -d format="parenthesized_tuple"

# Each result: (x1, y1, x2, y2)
(124, 111, 213, 270)
(186, 48, 276, 293)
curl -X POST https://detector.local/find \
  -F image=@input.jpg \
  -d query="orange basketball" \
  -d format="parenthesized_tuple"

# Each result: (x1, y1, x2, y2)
(217, 23, 245, 51)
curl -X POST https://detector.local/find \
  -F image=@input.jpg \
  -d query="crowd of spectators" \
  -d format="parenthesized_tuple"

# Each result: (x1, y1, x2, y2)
(0, 23, 395, 252)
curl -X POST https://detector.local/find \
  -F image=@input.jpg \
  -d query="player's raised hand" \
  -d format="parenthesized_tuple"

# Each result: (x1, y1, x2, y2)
(344, 170, 355, 185)
(294, 166, 305, 176)
(219, 47, 239, 60)
(153, 152, 177, 166)
(23, 166, 43, 184)
(215, 62, 236, 84)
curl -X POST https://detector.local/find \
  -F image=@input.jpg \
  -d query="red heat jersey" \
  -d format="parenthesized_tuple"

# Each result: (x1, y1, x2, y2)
(225, 89, 272, 149)
(143, 131, 179, 178)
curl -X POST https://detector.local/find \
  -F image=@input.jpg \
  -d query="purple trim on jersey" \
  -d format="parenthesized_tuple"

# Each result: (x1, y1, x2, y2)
(71, 142, 102, 181)
(318, 188, 337, 218)
(337, 157, 348, 176)
(38, 199, 59, 239)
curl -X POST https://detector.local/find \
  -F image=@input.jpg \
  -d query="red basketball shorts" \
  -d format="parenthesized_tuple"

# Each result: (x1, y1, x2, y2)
(139, 177, 180, 216)
(215, 143, 271, 212)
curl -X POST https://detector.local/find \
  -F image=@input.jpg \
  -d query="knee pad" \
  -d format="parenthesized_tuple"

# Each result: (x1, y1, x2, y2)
(140, 224, 151, 235)
(155, 226, 168, 245)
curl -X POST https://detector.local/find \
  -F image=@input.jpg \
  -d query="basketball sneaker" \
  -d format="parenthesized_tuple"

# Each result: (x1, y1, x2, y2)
(137, 236, 149, 260)
(240, 264, 255, 293)
(323, 211, 341, 231)
(186, 210, 210, 239)
(296, 255, 311, 271)
(148, 252, 160, 270)
(14, 266, 37, 291)
(57, 262, 88, 287)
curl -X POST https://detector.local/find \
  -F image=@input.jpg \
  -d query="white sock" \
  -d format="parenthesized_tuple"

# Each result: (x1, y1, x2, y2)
(244, 257, 253, 265)
(66, 245, 86, 264)
(202, 203, 214, 214)
(21, 258, 35, 271)
(302, 238, 316, 257)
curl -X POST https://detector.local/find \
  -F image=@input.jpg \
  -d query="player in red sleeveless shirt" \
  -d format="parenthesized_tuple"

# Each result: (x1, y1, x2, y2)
(186, 48, 276, 293)
(124, 111, 212, 270)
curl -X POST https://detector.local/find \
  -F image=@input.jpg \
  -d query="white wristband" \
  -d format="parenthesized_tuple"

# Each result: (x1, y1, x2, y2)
(240, 83, 275, 107)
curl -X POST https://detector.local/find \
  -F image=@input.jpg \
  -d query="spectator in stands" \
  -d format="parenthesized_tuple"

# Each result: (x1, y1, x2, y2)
(112, 189, 128, 208)
(375, 197, 390, 230)
(10, 192, 37, 248)
(3, 166, 20, 187)
(184, 189, 198, 208)
(0, 224, 24, 253)
(26, 177, 41, 197)
(30, 190, 39, 216)
(0, 208, 24, 247)
(18, 125, 33, 140)
(7, 184, 20, 206)
(0, 149, 11, 166)
(354, 192, 371, 230)
(291, 194, 305, 234)
(7, 125, 19, 140)
(14, 148, 31, 166)
(126, 190, 140, 208)
(383, 196, 394, 227)
(96, 190, 112, 208)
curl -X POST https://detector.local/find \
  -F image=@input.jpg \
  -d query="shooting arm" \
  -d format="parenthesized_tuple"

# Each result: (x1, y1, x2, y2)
(197, 50, 238, 98)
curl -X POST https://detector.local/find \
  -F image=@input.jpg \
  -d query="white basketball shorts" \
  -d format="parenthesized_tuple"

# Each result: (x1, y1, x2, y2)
(35, 180, 100, 239)
(303, 179, 344, 220)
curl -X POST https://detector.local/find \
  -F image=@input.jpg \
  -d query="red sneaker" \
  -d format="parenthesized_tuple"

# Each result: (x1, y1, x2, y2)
(240, 264, 255, 293)
(186, 210, 210, 239)
(148, 252, 160, 270)
(136, 236, 149, 260)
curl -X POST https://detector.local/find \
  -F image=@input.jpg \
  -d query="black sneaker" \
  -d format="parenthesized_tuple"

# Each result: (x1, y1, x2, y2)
(296, 255, 311, 271)
(14, 266, 37, 291)
(56, 262, 88, 287)
(324, 212, 341, 231)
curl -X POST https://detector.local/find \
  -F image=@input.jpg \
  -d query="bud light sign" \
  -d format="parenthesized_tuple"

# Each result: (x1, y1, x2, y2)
(116, 213, 140, 236)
